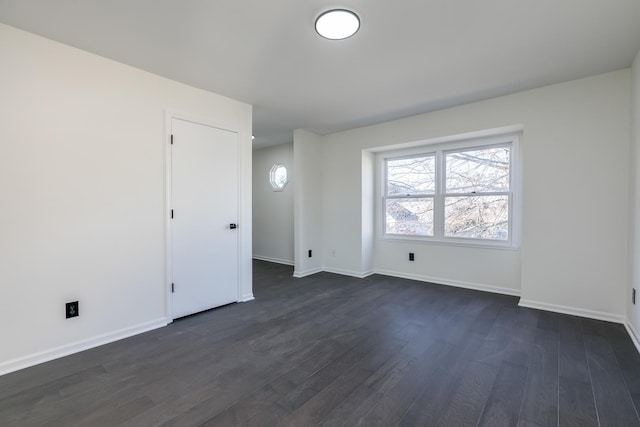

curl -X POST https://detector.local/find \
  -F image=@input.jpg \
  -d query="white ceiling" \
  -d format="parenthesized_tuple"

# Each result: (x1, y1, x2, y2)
(1, 1, 640, 148)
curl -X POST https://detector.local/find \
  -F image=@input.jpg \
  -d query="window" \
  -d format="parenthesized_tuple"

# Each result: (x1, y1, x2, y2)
(385, 155, 435, 236)
(270, 163, 288, 191)
(382, 134, 518, 246)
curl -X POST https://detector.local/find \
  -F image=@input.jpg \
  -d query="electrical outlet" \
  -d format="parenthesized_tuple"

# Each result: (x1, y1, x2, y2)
(66, 301, 79, 319)
(409, 252, 415, 261)
(308, 249, 312, 258)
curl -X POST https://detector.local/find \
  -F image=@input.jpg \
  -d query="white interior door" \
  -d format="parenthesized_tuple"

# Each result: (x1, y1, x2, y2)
(170, 118, 239, 319)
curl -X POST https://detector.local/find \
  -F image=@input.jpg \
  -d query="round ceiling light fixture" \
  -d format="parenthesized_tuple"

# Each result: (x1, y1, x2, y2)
(315, 9, 360, 40)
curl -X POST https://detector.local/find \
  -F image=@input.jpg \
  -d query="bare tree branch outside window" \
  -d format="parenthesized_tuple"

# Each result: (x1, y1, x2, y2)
(384, 144, 511, 241)
(385, 156, 435, 236)
(444, 146, 510, 240)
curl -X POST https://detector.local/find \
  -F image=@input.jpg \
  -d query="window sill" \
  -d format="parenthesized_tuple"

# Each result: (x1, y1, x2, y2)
(379, 235, 520, 251)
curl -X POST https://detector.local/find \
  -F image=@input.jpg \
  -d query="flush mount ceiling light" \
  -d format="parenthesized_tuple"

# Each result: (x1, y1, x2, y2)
(315, 9, 360, 40)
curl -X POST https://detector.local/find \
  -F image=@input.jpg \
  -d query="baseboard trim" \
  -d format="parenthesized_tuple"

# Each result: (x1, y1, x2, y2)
(252, 255, 294, 266)
(323, 267, 375, 279)
(625, 321, 640, 355)
(518, 299, 626, 324)
(293, 267, 323, 278)
(240, 293, 255, 302)
(0, 318, 168, 377)
(374, 269, 521, 297)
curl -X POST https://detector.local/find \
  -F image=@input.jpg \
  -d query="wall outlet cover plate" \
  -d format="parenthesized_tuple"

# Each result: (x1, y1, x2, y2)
(66, 301, 79, 318)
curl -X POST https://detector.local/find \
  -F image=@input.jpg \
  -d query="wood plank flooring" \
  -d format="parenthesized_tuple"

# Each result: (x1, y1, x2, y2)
(1, 260, 640, 426)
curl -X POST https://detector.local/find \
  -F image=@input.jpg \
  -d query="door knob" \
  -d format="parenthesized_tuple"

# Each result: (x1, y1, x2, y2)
(230, 223, 237, 229)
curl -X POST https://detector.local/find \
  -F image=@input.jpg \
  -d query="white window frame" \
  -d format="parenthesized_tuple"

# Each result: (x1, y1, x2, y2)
(378, 132, 521, 249)
(269, 163, 288, 191)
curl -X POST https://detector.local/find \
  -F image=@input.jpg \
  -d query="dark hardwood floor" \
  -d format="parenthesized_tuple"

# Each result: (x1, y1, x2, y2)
(2, 260, 640, 426)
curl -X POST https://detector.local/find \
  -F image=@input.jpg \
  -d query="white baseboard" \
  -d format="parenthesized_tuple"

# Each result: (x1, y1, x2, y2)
(323, 267, 375, 279)
(252, 255, 294, 266)
(374, 269, 521, 297)
(240, 293, 255, 302)
(625, 321, 640, 355)
(518, 299, 626, 324)
(0, 318, 168, 377)
(293, 267, 323, 278)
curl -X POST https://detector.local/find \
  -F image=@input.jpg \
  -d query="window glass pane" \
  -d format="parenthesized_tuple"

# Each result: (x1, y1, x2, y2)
(385, 198, 434, 236)
(387, 155, 435, 196)
(273, 166, 287, 187)
(445, 146, 509, 193)
(269, 163, 288, 191)
(444, 195, 509, 240)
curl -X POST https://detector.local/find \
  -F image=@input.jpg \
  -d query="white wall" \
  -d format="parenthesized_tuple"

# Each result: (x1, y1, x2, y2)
(630, 50, 640, 347)
(517, 72, 630, 321)
(252, 143, 294, 265)
(293, 130, 323, 276)
(361, 150, 375, 276)
(315, 70, 630, 320)
(0, 24, 253, 374)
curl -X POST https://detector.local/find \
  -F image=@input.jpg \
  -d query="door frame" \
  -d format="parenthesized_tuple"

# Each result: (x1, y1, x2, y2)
(164, 111, 245, 322)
